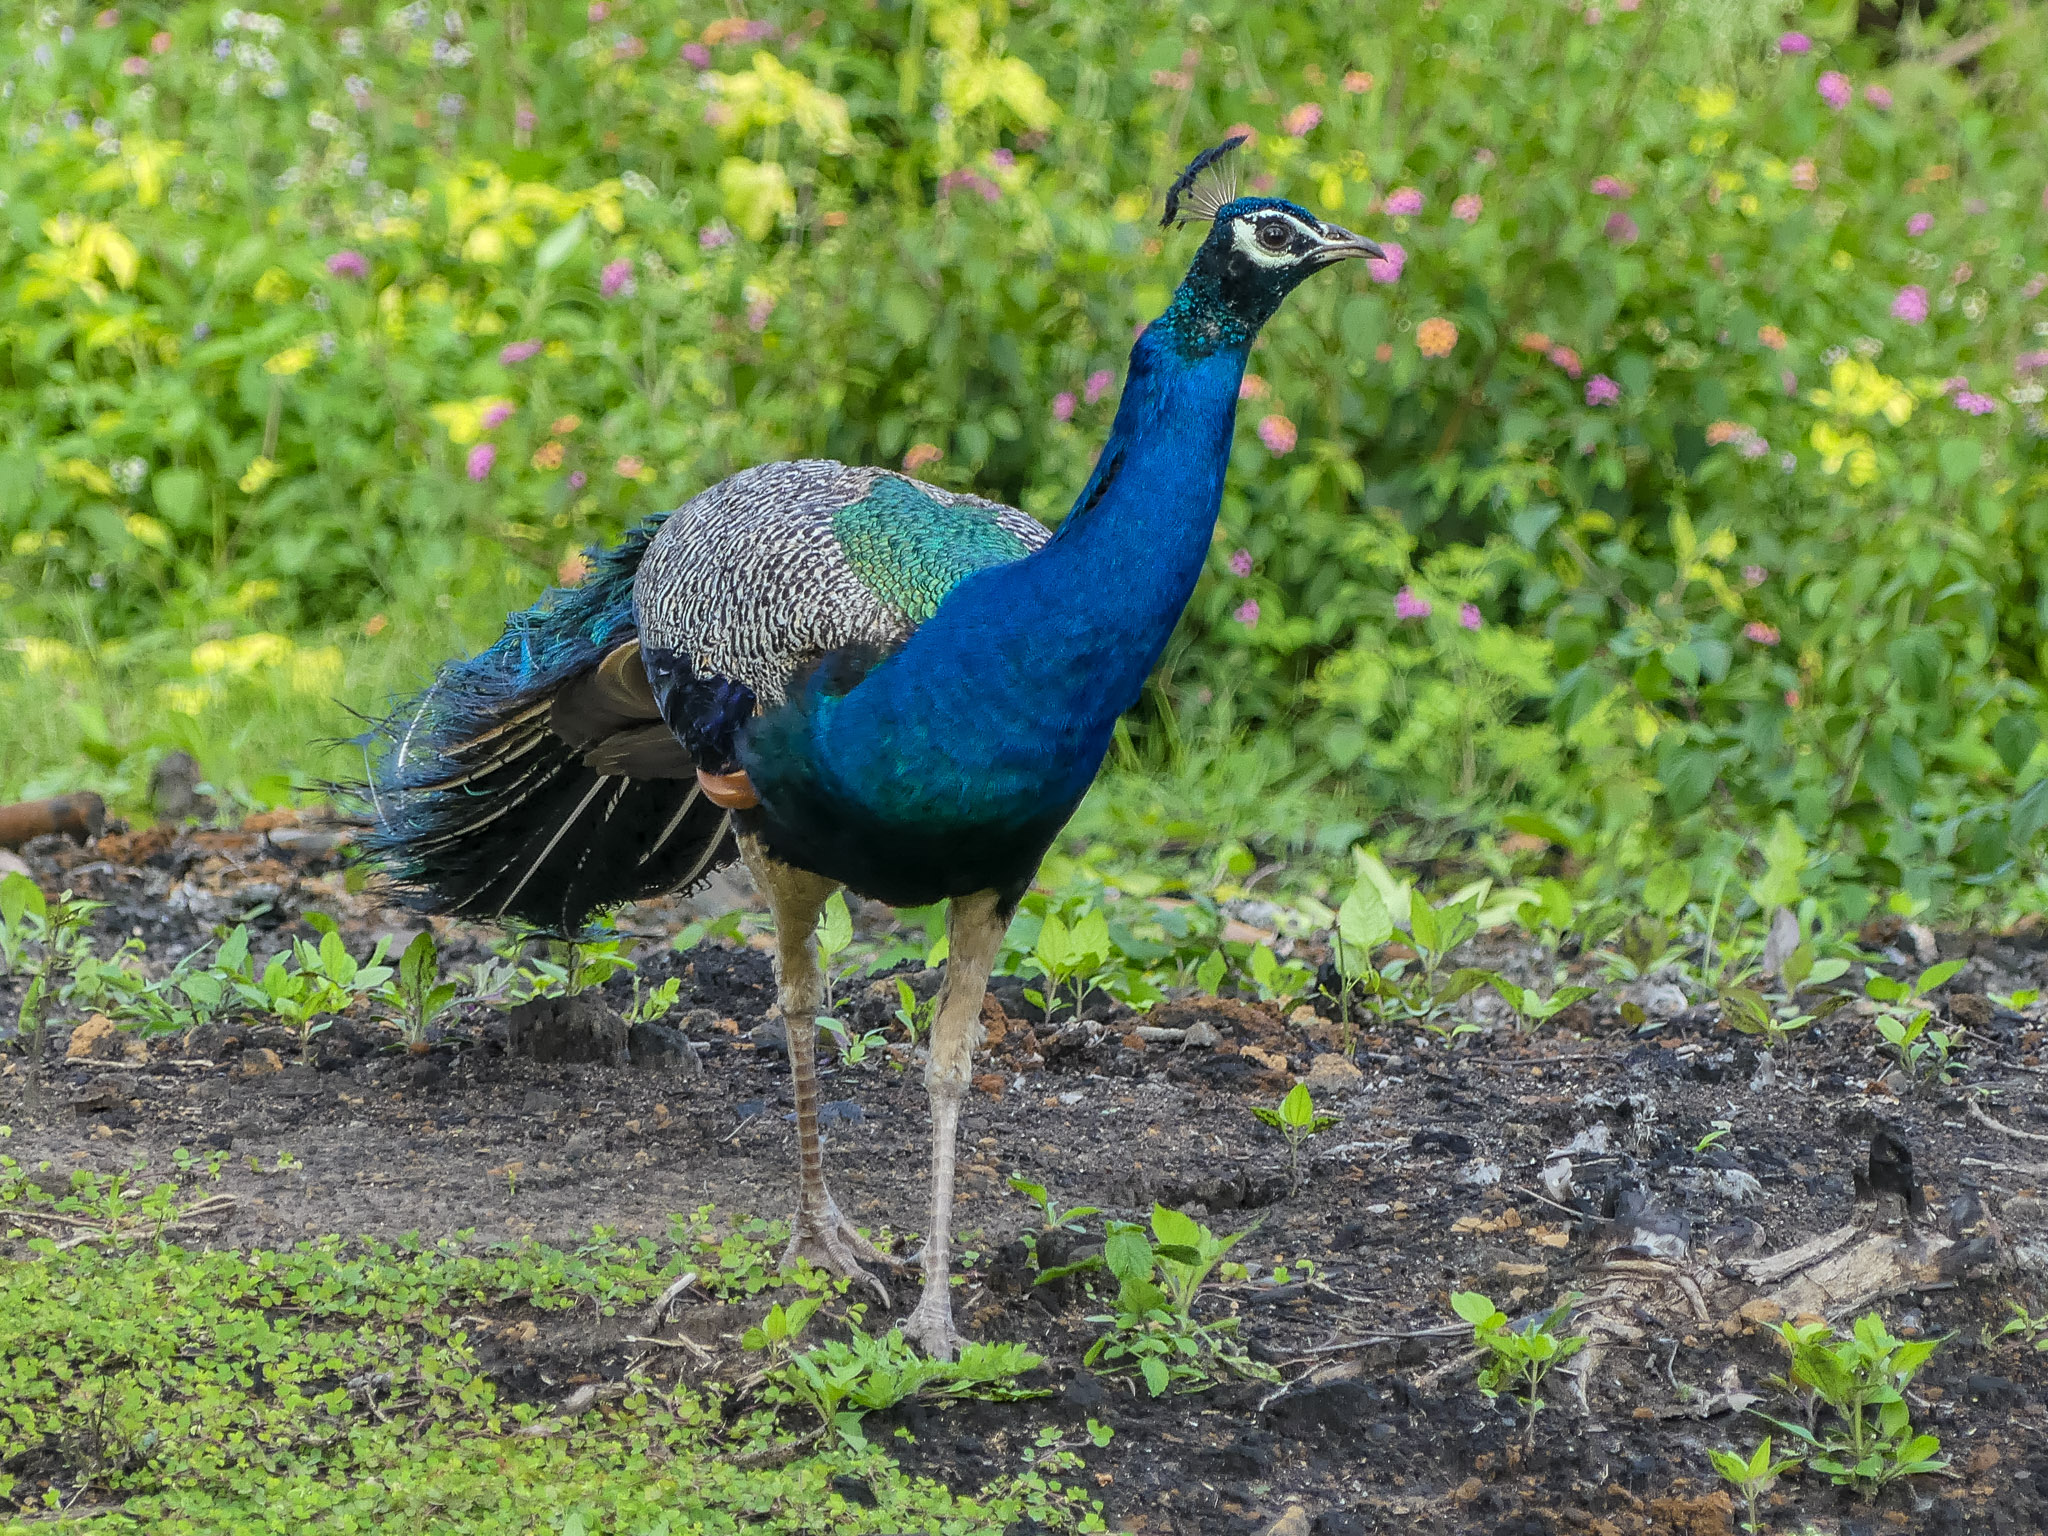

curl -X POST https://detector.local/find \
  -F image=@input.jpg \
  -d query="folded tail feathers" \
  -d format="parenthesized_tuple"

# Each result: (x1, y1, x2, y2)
(357, 511, 739, 934)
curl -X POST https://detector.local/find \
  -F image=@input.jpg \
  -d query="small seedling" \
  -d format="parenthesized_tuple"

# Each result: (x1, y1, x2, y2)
(1865, 960, 1963, 1085)
(1252, 1082, 1340, 1194)
(1987, 1301, 2048, 1351)
(1023, 907, 1112, 1021)
(1082, 1205, 1271, 1395)
(624, 975, 681, 1026)
(6, 883, 98, 1110)
(1708, 1436, 1801, 1534)
(891, 976, 938, 1043)
(380, 930, 461, 1052)
(1488, 975, 1599, 1032)
(1450, 1290, 1585, 1453)
(1693, 1120, 1734, 1154)
(1763, 1312, 1950, 1498)
(740, 1294, 824, 1367)
(1007, 1174, 1101, 1233)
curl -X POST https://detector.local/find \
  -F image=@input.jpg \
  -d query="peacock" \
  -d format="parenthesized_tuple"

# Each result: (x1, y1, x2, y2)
(362, 139, 1381, 1357)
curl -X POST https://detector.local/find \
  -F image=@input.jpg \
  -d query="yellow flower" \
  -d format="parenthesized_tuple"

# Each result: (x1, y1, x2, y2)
(1807, 358, 1913, 426)
(158, 683, 214, 717)
(289, 646, 344, 693)
(124, 513, 173, 551)
(52, 458, 116, 496)
(1416, 317, 1458, 358)
(1809, 422, 1878, 485)
(11, 636, 83, 672)
(192, 632, 291, 676)
(252, 266, 294, 304)
(1692, 86, 1737, 121)
(428, 397, 516, 446)
(263, 342, 316, 376)
(239, 456, 279, 495)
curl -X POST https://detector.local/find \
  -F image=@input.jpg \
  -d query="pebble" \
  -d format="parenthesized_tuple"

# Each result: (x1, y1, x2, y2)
(1183, 1020, 1222, 1048)
(1303, 1053, 1363, 1092)
(1258, 1506, 1311, 1536)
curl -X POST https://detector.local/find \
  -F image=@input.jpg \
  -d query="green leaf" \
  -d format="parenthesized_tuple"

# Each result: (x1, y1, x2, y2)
(1337, 879, 1393, 954)
(0, 872, 42, 930)
(817, 891, 853, 960)
(1449, 1290, 1503, 1328)
(1103, 1225, 1154, 1286)
(534, 212, 587, 273)
(1407, 896, 1441, 955)
(1194, 950, 1227, 994)
(1150, 1204, 1202, 1251)
(1993, 713, 2041, 775)
(1915, 959, 1963, 994)
(1656, 742, 1718, 815)
(1278, 1082, 1315, 1129)
(1139, 1356, 1170, 1396)
(1642, 862, 1691, 918)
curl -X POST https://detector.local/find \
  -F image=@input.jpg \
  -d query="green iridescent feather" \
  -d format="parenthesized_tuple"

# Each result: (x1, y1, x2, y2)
(831, 476, 1031, 622)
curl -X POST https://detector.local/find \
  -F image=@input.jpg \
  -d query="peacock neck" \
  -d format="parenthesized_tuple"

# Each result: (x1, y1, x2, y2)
(1027, 323, 1249, 669)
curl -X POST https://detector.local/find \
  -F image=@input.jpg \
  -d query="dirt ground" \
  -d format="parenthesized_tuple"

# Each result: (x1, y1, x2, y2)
(4, 816, 2047, 1535)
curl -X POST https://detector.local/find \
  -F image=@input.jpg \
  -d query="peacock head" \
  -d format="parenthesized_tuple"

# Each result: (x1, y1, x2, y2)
(1156, 137, 1383, 357)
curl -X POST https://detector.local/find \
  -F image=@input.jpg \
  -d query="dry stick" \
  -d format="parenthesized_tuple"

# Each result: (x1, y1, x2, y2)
(1967, 1097, 2048, 1144)
(1282, 1322, 1470, 1362)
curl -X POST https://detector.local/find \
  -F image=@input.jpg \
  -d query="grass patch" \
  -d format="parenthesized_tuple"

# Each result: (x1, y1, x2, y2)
(0, 1155, 1101, 1534)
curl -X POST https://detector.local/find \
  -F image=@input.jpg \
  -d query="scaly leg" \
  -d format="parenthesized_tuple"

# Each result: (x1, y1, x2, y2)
(901, 888, 1008, 1359)
(738, 833, 890, 1297)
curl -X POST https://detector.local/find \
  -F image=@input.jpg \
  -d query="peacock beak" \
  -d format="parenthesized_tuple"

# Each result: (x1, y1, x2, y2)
(1314, 225, 1386, 263)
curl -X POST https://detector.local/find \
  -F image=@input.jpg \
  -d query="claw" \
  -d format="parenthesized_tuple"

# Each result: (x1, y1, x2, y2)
(785, 1201, 893, 1304)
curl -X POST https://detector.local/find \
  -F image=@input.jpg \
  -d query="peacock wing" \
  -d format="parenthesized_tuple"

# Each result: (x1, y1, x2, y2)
(632, 459, 1046, 768)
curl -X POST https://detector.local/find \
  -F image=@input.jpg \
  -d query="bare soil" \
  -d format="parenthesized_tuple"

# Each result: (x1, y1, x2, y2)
(5, 817, 2048, 1535)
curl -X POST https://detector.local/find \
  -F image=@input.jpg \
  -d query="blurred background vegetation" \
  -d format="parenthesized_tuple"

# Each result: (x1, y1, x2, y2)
(2, 0, 2046, 926)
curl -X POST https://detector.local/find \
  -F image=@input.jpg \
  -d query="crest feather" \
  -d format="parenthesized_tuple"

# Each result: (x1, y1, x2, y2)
(1161, 135, 1248, 228)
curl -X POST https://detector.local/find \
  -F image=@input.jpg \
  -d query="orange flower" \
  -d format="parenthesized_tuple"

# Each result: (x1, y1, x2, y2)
(1518, 331, 1552, 352)
(903, 443, 942, 472)
(1757, 325, 1787, 351)
(1416, 317, 1458, 358)
(531, 441, 564, 470)
(550, 414, 581, 435)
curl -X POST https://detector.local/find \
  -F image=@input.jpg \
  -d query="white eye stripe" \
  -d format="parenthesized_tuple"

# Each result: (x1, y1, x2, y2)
(1229, 211, 1324, 267)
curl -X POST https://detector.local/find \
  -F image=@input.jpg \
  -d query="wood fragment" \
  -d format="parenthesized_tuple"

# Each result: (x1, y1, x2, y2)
(1967, 1097, 2048, 1145)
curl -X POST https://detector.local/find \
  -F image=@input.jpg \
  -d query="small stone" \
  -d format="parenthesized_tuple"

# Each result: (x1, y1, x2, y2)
(0, 849, 30, 879)
(1451, 1478, 1483, 1503)
(1967, 1445, 1998, 1475)
(1259, 1506, 1311, 1536)
(972, 1072, 1006, 1099)
(236, 1047, 283, 1078)
(1738, 1298, 1783, 1326)
(1241, 1045, 1290, 1073)
(1712, 1168, 1765, 1206)
(1303, 1053, 1364, 1092)
(65, 1013, 122, 1060)
(748, 1018, 789, 1055)
(1183, 1020, 1222, 1048)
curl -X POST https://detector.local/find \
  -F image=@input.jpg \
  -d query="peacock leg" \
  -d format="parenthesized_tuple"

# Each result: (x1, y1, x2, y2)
(901, 888, 1008, 1359)
(737, 833, 891, 1298)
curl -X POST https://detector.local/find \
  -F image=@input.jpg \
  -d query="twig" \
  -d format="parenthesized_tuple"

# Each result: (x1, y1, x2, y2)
(642, 1270, 699, 1332)
(1968, 1098, 2048, 1145)
(1927, 23, 2008, 70)
(1284, 1322, 1469, 1360)
(1960, 1155, 2048, 1178)
(623, 1333, 714, 1365)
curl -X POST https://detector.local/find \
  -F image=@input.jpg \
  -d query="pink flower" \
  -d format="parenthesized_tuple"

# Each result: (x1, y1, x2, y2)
(1282, 103, 1323, 136)
(1789, 159, 1818, 191)
(466, 443, 497, 481)
(326, 250, 368, 280)
(120, 55, 149, 76)
(939, 169, 1001, 203)
(2016, 351, 2048, 374)
(480, 402, 513, 430)
(1235, 599, 1261, 627)
(1365, 240, 1405, 284)
(499, 339, 542, 365)
(1743, 622, 1779, 645)
(1394, 586, 1432, 621)
(1548, 345, 1583, 378)
(1906, 211, 1932, 236)
(1257, 415, 1297, 454)
(1863, 84, 1892, 109)
(1605, 211, 1639, 244)
(681, 42, 709, 66)
(1052, 391, 1076, 422)
(1954, 391, 1998, 415)
(1458, 603, 1482, 632)
(2024, 275, 2047, 300)
(1784, 689, 1801, 708)
(1342, 71, 1374, 93)
(1084, 368, 1115, 404)
(1891, 285, 1929, 324)
(516, 103, 538, 134)
(568, 470, 587, 490)
(1743, 565, 1768, 586)
(1585, 374, 1620, 406)
(745, 293, 775, 332)
(1778, 31, 1812, 54)
(1452, 194, 1483, 224)
(1590, 175, 1631, 198)
(615, 455, 645, 477)
(600, 259, 635, 299)
(1782, 369, 1799, 396)
(699, 222, 734, 251)
(1818, 72, 1851, 110)
(1383, 187, 1424, 216)
(150, 30, 171, 53)
(1238, 375, 1268, 400)
(1229, 548, 1254, 578)
(587, 1, 609, 19)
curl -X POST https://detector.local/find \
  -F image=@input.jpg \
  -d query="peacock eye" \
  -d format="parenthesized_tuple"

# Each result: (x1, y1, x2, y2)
(1255, 218, 1291, 252)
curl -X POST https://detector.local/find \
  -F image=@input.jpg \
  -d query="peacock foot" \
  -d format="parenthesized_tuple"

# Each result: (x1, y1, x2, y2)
(784, 1197, 893, 1303)
(900, 1290, 964, 1361)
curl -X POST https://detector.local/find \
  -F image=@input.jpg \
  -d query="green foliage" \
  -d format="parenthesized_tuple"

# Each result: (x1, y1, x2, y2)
(1007, 1174, 1102, 1235)
(1865, 959, 1965, 1084)
(376, 929, 461, 1050)
(1449, 1290, 1585, 1451)
(765, 1323, 1046, 1448)
(1251, 1082, 1341, 1195)
(1763, 1313, 1950, 1498)
(235, 915, 392, 1059)
(0, 1167, 1100, 1530)
(1082, 1205, 1272, 1396)
(4, 2, 2047, 914)
(505, 929, 637, 1002)
(1707, 1436, 1802, 1535)
(3, 882, 97, 1102)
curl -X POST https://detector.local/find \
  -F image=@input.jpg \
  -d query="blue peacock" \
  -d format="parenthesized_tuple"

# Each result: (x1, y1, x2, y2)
(363, 139, 1381, 1356)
